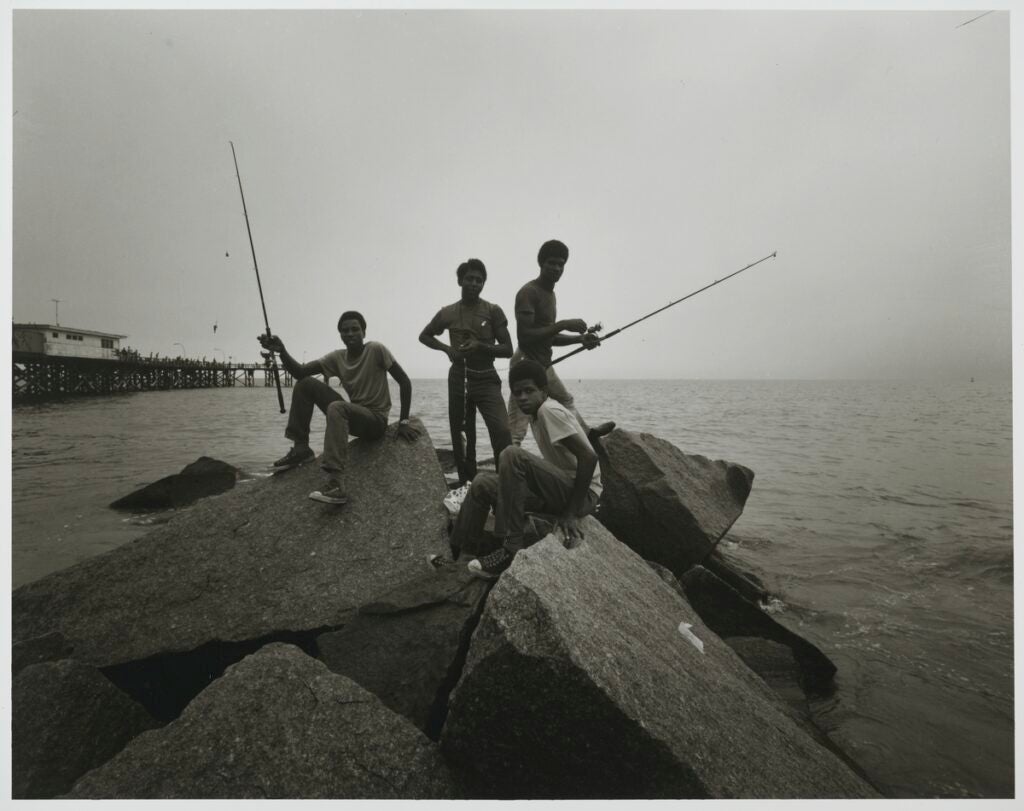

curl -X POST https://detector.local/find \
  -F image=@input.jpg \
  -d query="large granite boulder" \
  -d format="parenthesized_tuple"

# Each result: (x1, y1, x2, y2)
(65, 643, 460, 799)
(13, 419, 448, 673)
(13, 659, 158, 798)
(109, 456, 239, 510)
(12, 630, 75, 676)
(440, 518, 878, 799)
(317, 564, 491, 738)
(598, 429, 754, 574)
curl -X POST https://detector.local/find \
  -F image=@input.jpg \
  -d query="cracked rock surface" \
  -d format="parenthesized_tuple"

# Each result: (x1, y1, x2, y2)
(440, 518, 879, 799)
(13, 659, 158, 798)
(318, 563, 491, 738)
(65, 643, 461, 799)
(12, 419, 449, 667)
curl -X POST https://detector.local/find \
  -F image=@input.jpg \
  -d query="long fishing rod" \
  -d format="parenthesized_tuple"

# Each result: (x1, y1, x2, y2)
(549, 250, 777, 367)
(230, 141, 286, 414)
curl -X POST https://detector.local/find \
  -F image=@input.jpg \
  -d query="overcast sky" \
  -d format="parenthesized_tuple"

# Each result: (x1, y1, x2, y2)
(10, 7, 1011, 380)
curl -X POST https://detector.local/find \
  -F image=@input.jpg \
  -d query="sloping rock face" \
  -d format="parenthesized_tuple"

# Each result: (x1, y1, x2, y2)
(13, 659, 158, 798)
(317, 565, 490, 738)
(440, 518, 878, 800)
(705, 545, 769, 604)
(12, 630, 75, 676)
(12, 419, 448, 672)
(597, 429, 754, 574)
(65, 644, 460, 799)
(110, 456, 239, 510)
(679, 565, 837, 693)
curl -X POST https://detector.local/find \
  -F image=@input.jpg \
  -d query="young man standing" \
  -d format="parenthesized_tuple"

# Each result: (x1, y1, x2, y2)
(508, 239, 613, 446)
(258, 311, 420, 505)
(449, 359, 602, 580)
(419, 258, 513, 484)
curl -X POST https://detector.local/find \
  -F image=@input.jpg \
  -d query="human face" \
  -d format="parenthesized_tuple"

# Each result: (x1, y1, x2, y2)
(539, 255, 565, 287)
(510, 378, 547, 416)
(338, 318, 365, 350)
(459, 268, 486, 301)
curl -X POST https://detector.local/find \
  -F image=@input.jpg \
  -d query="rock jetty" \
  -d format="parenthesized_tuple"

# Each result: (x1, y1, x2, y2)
(440, 519, 874, 799)
(65, 644, 460, 800)
(12, 421, 881, 799)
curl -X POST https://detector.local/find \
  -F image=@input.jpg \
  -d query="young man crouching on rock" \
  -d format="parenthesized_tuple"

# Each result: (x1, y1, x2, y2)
(257, 310, 420, 505)
(447, 359, 602, 580)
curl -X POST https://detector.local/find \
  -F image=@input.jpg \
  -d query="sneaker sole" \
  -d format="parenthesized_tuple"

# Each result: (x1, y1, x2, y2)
(426, 554, 448, 571)
(308, 491, 347, 505)
(467, 562, 500, 581)
(273, 456, 314, 471)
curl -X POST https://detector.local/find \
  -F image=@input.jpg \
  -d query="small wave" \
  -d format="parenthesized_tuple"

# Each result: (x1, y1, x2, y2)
(930, 545, 1013, 586)
(761, 597, 787, 615)
(878, 493, 942, 509)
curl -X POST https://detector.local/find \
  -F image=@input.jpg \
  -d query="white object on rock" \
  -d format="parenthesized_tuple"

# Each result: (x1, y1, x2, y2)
(677, 622, 705, 654)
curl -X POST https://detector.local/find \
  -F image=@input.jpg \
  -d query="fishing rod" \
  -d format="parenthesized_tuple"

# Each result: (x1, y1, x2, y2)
(230, 141, 286, 414)
(549, 251, 777, 367)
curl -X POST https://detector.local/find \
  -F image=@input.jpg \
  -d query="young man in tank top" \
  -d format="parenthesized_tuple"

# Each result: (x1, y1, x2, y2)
(508, 239, 614, 447)
(419, 258, 513, 485)
(442, 359, 602, 580)
(258, 310, 420, 505)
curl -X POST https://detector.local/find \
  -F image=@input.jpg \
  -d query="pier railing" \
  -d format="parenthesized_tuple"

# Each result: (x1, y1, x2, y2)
(13, 352, 293, 402)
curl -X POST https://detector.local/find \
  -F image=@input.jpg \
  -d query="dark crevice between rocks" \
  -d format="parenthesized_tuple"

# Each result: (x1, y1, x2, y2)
(423, 579, 497, 742)
(101, 624, 345, 724)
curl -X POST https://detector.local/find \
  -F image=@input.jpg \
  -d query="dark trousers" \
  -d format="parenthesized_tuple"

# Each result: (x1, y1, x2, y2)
(285, 376, 387, 473)
(451, 445, 599, 551)
(448, 364, 512, 484)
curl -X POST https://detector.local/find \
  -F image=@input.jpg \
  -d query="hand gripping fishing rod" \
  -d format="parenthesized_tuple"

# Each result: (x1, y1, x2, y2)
(230, 141, 286, 413)
(549, 251, 777, 367)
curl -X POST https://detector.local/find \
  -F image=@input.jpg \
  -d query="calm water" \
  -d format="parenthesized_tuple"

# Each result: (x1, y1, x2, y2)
(11, 379, 1014, 798)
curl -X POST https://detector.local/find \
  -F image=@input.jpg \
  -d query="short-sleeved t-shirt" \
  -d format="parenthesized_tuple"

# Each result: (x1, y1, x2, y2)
(514, 280, 557, 366)
(424, 298, 508, 369)
(317, 341, 395, 421)
(531, 398, 602, 497)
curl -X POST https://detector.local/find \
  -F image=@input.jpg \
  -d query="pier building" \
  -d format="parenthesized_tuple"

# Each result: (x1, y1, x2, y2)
(12, 324, 292, 402)
(13, 323, 127, 360)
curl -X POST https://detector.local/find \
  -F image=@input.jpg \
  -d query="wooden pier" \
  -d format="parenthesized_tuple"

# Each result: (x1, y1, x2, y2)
(13, 352, 294, 402)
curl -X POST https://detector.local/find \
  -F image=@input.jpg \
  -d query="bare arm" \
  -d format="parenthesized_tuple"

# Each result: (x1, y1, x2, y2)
(491, 322, 514, 358)
(559, 432, 598, 519)
(257, 334, 325, 379)
(460, 322, 514, 359)
(419, 326, 458, 362)
(516, 309, 589, 345)
(387, 361, 420, 441)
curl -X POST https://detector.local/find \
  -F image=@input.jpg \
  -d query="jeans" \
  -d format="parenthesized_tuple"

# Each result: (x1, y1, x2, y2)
(507, 349, 589, 445)
(284, 376, 388, 473)
(448, 364, 512, 484)
(451, 445, 599, 552)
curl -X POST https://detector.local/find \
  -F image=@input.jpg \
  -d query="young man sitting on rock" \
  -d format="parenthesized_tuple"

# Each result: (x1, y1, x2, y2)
(257, 311, 420, 505)
(447, 358, 602, 580)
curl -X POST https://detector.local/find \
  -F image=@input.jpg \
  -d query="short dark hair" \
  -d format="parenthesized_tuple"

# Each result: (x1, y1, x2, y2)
(537, 239, 569, 265)
(456, 258, 487, 283)
(337, 311, 366, 332)
(508, 359, 548, 390)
